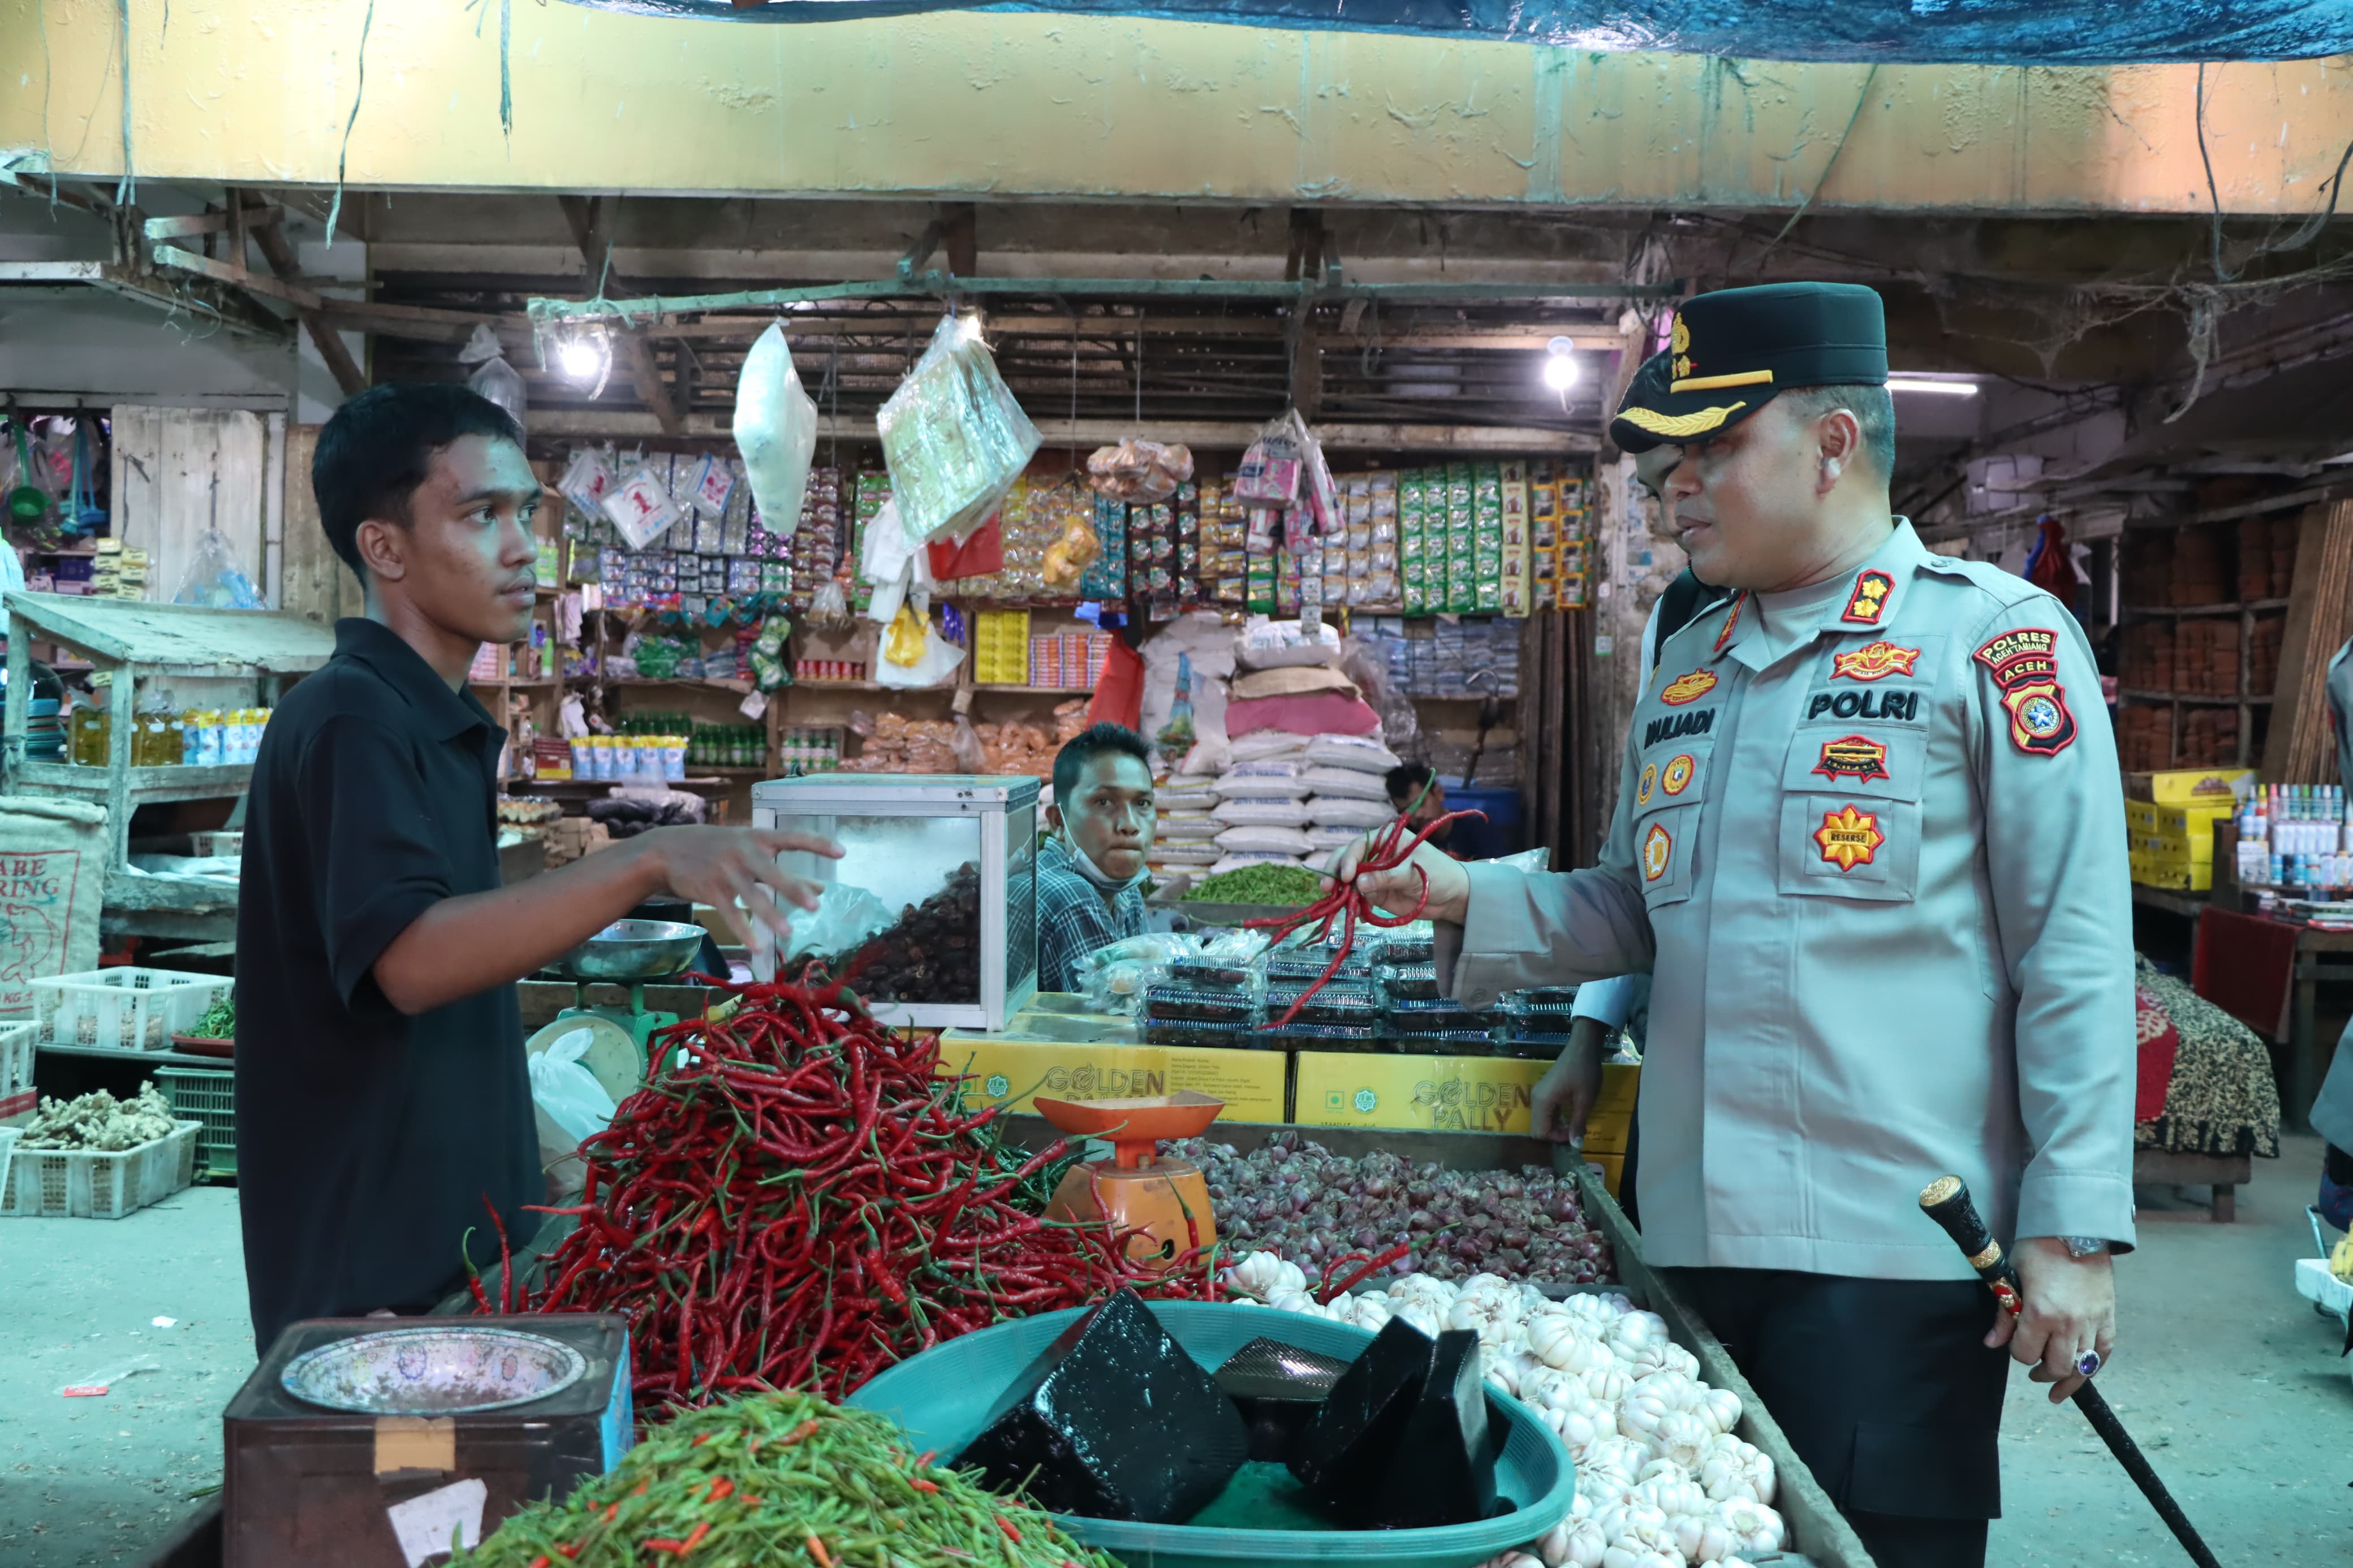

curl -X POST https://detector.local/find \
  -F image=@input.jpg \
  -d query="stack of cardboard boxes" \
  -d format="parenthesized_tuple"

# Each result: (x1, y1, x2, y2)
(2125, 767, 2253, 892)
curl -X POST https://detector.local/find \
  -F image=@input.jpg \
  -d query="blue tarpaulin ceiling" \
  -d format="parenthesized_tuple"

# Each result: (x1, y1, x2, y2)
(555, 0, 2353, 64)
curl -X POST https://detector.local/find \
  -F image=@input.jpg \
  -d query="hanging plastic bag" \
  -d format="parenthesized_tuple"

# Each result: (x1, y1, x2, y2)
(734, 323, 818, 540)
(1038, 509, 1101, 593)
(1085, 439, 1193, 504)
(882, 603, 929, 668)
(558, 447, 615, 521)
(806, 577, 854, 632)
(875, 610, 967, 690)
(171, 528, 264, 610)
(459, 323, 528, 430)
(877, 315, 1041, 546)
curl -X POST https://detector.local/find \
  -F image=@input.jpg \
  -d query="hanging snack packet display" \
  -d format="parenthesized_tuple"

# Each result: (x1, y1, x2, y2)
(877, 316, 1042, 547)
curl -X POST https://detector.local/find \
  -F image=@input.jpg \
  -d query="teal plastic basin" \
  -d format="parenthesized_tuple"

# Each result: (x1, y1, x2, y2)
(846, 1299, 1575, 1568)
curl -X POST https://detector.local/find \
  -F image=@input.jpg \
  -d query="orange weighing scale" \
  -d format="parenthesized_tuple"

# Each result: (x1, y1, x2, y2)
(1035, 1091, 1223, 1269)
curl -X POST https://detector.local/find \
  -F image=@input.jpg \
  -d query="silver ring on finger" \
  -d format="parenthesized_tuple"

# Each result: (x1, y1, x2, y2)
(2074, 1350, 2101, 1378)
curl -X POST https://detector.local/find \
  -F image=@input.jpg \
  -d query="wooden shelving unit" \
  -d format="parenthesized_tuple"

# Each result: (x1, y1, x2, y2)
(2117, 520, 2299, 771)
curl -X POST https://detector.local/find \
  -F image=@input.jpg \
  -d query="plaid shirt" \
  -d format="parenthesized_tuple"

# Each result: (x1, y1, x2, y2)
(1035, 836, 1148, 995)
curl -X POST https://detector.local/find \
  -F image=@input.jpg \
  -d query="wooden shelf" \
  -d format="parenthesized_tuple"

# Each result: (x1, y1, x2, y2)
(972, 683, 1094, 695)
(572, 674, 755, 692)
(2122, 599, 2291, 617)
(2121, 689, 2273, 707)
(15, 758, 254, 804)
(469, 675, 560, 688)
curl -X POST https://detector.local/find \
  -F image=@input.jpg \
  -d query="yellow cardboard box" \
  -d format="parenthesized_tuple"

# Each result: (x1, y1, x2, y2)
(2129, 768, 2255, 808)
(2134, 831, 2214, 866)
(2125, 798, 2231, 844)
(937, 1035, 1289, 1123)
(1292, 1055, 1640, 1138)
(2130, 854, 2212, 892)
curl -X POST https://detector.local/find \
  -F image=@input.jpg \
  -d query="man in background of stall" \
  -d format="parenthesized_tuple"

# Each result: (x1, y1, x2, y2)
(2309, 639, 2353, 1225)
(1384, 763, 1457, 852)
(1350, 283, 2134, 1568)
(1036, 722, 1156, 994)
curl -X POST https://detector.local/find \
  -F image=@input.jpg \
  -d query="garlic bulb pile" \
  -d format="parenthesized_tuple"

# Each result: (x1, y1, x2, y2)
(1221, 1260, 1783, 1568)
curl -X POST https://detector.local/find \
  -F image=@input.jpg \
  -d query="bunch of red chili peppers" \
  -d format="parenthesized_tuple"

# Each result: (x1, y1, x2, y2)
(1247, 789, 1479, 1027)
(488, 977, 1217, 1409)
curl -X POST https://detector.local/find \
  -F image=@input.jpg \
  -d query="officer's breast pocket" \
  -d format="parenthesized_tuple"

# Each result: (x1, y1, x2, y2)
(1775, 724, 1925, 901)
(1632, 740, 1713, 912)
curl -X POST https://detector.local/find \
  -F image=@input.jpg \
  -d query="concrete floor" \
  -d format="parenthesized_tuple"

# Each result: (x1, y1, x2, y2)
(1, 1150, 2347, 1568)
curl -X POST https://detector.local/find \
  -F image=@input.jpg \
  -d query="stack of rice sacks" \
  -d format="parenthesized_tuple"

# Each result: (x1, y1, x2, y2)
(1206, 732, 1402, 876)
(1148, 776, 1225, 880)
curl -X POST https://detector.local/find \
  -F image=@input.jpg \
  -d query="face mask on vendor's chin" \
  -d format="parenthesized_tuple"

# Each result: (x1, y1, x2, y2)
(1061, 823, 1149, 895)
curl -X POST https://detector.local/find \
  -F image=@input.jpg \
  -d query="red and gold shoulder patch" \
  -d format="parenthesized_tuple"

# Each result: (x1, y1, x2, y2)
(1713, 591, 1747, 654)
(1642, 822, 1674, 882)
(1841, 570, 1895, 625)
(1812, 735, 1891, 784)
(1660, 669, 1719, 707)
(1832, 641, 1921, 682)
(1814, 804, 1884, 871)
(1975, 627, 2077, 755)
(1662, 753, 1697, 796)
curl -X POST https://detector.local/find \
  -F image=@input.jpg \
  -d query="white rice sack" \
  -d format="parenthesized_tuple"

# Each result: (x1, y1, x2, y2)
(1307, 796, 1398, 830)
(1213, 797, 1313, 827)
(1156, 814, 1222, 842)
(1305, 733, 1403, 774)
(1150, 843, 1223, 866)
(1157, 788, 1218, 811)
(1306, 823, 1369, 849)
(1231, 731, 1312, 763)
(1212, 852, 1304, 875)
(1213, 774, 1312, 802)
(1216, 824, 1315, 856)
(1225, 758, 1302, 779)
(1300, 766, 1393, 802)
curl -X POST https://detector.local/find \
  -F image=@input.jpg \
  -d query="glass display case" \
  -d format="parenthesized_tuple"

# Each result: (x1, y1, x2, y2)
(751, 774, 1039, 1030)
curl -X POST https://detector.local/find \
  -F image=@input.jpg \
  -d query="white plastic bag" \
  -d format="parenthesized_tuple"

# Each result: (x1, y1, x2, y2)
(602, 466, 680, 551)
(529, 1027, 617, 1199)
(460, 323, 527, 430)
(877, 315, 1041, 546)
(733, 323, 818, 539)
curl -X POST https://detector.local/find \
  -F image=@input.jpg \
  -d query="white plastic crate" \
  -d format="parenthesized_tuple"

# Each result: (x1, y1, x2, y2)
(29, 968, 230, 1052)
(0, 1020, 33, 1122)
(0, 1121, 200, 1219)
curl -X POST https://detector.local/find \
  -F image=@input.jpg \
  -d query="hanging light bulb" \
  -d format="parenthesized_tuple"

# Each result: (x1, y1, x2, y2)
(547, 322, 615, 399)
(558, 338, 602, 383)
(1542, 335, 1581, 392)
(955, 313, 986, 345)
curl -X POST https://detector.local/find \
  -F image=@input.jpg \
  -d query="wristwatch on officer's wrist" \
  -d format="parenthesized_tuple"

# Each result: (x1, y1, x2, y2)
(2059, 1235, 2108, 1259)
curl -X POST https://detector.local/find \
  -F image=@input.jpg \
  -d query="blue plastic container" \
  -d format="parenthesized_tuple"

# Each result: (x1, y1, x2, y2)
(847, 1299, 1574, 1568)
(1444, 786, 1525, 860)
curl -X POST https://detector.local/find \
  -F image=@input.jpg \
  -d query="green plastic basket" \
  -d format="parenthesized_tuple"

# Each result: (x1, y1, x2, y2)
(846, 1299, 1574, 1568)
(156, 1066, 236, 1179)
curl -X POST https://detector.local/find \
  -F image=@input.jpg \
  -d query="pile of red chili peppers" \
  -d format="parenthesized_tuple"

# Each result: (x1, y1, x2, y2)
(1247, 793, 1480, 1027)
(489, 977, 1217, 1409)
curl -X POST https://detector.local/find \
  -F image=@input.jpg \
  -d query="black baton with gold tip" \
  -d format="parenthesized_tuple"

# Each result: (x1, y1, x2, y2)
(1919, 1176, 2223, 1568)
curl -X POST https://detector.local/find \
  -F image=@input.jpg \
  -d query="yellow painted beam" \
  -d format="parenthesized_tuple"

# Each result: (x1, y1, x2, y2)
(4, 0, 2350, 215)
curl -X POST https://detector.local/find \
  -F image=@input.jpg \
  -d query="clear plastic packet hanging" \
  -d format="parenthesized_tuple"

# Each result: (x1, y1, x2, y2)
(877, 315, 1041, 546)
(734, 323, 818, 539)
(170, 527, 264, 609)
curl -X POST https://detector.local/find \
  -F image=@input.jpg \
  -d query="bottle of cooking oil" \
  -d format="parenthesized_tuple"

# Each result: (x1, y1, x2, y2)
(71, 705, 107, 766)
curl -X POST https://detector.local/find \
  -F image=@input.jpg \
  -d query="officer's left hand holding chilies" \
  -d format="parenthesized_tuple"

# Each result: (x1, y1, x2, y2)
(1342, 835, 1472, 926)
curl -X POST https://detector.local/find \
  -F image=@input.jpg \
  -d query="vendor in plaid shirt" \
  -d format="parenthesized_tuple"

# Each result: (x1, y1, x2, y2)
(1037, 723, 1156, 994)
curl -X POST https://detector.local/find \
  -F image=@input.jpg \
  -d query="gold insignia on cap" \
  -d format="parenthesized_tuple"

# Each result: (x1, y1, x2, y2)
(1617, 401, 1749, 439)
(1670, 314, 1691, 355)
(1671, 369, 1776, 394)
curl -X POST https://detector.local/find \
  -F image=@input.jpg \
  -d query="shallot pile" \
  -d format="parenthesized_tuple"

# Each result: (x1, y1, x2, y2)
(1175, 1130, 1615, 1286)
(1225, 1266, 1784, 1568)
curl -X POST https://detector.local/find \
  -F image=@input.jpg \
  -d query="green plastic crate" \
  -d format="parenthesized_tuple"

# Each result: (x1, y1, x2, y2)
(156, 1066, 235, 1180)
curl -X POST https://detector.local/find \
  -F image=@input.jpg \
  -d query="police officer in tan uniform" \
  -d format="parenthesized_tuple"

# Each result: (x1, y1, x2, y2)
(1354, 283, 2136, 1568)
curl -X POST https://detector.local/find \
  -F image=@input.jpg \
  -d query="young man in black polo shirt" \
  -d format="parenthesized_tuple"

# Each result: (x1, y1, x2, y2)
(236, 383, 839, 1351)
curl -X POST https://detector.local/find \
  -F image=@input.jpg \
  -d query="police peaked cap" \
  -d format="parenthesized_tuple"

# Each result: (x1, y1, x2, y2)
(1613, 282, 1889, 454)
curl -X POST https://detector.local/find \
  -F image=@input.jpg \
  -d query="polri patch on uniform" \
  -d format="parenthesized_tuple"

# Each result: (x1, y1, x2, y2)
(1642, 822, 1674, 883)
(1812, 735, 1891, 784)
(1637, 762, 1658, 806)
(1713, 592, 1746, 654)
(1662, 754, 1697, 796)
(1975, 628, 2078, 756)
(1660, 669, 1720, 706)
(1814, 804, 1884, 870)
(1841, 570, 1894, 625)
(1832, 641, 1920, 682)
